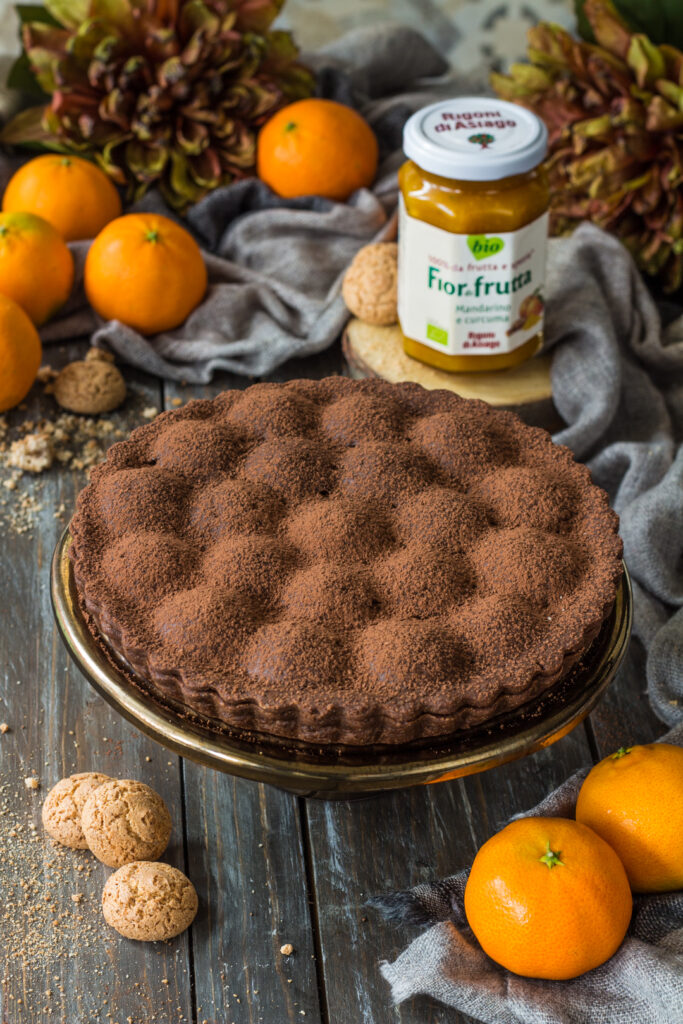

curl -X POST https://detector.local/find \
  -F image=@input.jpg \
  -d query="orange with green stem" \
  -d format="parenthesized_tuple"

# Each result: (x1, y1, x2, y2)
(84, 213, 207, 335)
(0, 211, 73, 325)
(3, 154, 121, 241)
(576, 743, 683, 893)
(257, 98, 378, 201)
(464, 816, 632, 979)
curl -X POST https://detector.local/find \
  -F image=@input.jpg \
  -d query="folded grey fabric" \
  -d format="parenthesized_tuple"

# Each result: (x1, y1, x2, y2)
(368, 220, 683, 1024)
(374, 723, 683, 1024)
(543, 224, 683, 727)
(20, 23, 461, 382)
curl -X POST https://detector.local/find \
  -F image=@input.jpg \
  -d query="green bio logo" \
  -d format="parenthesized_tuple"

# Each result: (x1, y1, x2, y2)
(467, 234, 504, 260)
(427, 323, 448, 346)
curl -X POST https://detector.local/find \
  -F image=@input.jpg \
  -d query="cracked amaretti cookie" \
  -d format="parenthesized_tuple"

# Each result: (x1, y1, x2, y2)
(69, 378, 623, 746)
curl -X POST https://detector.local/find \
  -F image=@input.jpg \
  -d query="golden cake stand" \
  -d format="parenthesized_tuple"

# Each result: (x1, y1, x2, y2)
(52, 529, 632, 798)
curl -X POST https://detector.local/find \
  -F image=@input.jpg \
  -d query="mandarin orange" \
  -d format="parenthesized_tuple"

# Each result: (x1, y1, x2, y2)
(84, 213, 207, 335)
(3, 154, 122, 241)
(0, 292, 42, 412)
(0, 211, 74, 325)
(257, 98, 378, 201)
(464, 816, 632, 979)
(576, 743, 683, 893)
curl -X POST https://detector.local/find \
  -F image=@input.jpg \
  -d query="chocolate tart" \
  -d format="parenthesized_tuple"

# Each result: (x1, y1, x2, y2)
(69, 378, 623, 747)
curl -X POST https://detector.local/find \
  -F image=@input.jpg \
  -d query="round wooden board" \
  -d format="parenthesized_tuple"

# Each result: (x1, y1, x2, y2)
(342, 318, 553, 408)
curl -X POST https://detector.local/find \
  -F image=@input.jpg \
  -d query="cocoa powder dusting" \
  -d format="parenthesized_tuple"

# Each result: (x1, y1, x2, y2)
(69, 378, 623, 746)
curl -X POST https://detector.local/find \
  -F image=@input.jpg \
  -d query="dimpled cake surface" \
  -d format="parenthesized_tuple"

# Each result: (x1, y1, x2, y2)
(70, 378, 623, 746)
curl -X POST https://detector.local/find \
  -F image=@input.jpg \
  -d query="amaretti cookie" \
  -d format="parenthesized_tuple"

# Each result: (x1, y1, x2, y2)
(81, 778, 172, 868)
(42, 772, 111, 849)
(102, 861, 198, 941)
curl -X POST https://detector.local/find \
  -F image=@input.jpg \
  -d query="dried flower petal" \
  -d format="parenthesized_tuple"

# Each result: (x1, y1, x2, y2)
(1, 0, 314, 211)
(492, 0, 683, 291)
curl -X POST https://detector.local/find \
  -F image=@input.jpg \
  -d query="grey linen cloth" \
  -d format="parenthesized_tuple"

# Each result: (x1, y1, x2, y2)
(374, 726, 683, 1024)
(4, 24, 464, 382)
(544, 223, 683, 728)
(372, 223, 683, 1023)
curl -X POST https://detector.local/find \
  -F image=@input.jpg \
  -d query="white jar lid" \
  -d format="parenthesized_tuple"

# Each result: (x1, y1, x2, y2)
(403, 97, 547, 181)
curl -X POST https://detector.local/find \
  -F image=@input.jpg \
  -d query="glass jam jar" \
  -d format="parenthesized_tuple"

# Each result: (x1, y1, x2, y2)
(398, 97, 549, 372)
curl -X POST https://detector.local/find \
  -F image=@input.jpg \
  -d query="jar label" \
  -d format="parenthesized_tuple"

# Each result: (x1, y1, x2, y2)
(397, 201, 548, 356)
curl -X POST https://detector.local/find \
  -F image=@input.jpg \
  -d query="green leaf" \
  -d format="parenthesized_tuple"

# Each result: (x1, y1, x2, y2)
(506, 62, 553, 91)
(575, 0, 683, 50)
(125, 140, 168, 180)
(657, 79, 683, 110)
(42, 0, 91, 29)
(15, 4, 62, 27)
(87, 0, 136, 32)
(0, 104, 53, 145)
(179, 0, 220, 36)
(6, 53, 47, 97)
(96, 138, 129, 184)
(232, 0, 285, 35)
(25, 48, 63, 93)
(647, 94, 683, 130)
(627, 33, 666, 86)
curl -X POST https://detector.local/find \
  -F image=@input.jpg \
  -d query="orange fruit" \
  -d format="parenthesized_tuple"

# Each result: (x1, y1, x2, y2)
(576, 743, 683, 893)
(3, 154, 122, 241)
(257, 98, 379, 201)
(0, 211, 74, 326)
(464, 817, 632, 980)
(84, 213, 207, 336)
(0, 292, 42, 412)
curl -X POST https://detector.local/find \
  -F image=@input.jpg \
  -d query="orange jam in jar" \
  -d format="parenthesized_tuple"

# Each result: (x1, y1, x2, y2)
(398, 98, 549, 372)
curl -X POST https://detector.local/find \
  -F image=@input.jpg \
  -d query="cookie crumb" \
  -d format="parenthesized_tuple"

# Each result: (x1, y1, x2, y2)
(71, 893, 83, 904)
(8, 434, 54, 473)
(0, 722, 9, 733)
(0, 412, 125, 534)
(280, 943, 294, 956)
(141, 406, 159, 420)
(24, 776, 40, 790)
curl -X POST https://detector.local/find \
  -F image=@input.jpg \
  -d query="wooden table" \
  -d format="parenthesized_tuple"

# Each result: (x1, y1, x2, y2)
(0, 339, 665, 1024)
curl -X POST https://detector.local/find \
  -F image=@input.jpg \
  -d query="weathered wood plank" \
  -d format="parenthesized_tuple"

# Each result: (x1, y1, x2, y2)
(304, 726, 594, 1024)
(457, 725, 592, 846)
(180, 768, 322, 1024)
(0, 342, 194, 1024)
(587, 636, 665, 757)
(162, 350, 346, 1024)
